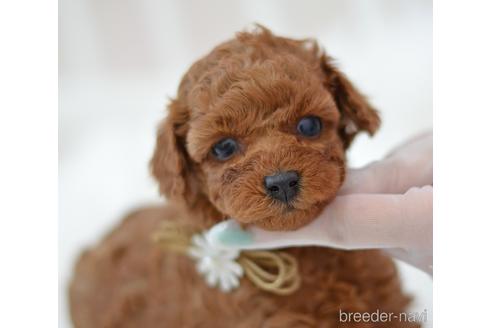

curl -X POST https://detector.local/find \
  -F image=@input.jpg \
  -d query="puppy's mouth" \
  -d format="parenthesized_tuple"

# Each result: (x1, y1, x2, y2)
(282, 204, 296, 212)
(220, 181, 335, 230)
(216, 148, 344, 231)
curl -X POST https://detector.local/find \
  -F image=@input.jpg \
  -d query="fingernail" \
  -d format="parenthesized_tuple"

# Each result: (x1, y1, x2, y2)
(207, 220, 253, 248)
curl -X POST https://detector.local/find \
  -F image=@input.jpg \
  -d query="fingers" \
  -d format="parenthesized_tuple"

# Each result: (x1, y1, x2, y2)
(209, 186, 433, 252)
(321, 186, 433, 250)
(338, 164, 388, 195)
(339, 132, 433, 195)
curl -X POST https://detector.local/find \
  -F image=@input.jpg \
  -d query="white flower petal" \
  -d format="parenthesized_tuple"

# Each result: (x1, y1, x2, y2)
(224, 273, 240, 291)
(219, 269, 241, 292)
(229, 275, 240, 289)
(218, 270, 232, 284)
(219, 273, 236, 293)
(220, 280, 232, 293)
(196, 259, 209, 274)
(205, 270, 219, 287)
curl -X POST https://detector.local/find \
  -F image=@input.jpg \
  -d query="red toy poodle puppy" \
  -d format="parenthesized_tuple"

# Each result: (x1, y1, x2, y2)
(70, 26, 418, 328)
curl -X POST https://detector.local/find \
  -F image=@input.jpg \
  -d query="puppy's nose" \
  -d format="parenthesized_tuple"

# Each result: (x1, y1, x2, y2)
(264, 171, 300, 203)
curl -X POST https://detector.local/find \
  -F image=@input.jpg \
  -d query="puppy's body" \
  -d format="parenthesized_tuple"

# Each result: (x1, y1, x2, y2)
(70, 205, 415, 328)
(70, 27, 418, 327)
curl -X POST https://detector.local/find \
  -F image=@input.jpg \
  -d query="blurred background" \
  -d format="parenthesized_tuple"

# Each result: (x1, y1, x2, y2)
(59, 0, 432, 327)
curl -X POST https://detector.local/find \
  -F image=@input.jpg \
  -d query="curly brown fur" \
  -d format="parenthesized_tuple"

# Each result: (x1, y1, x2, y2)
(70, 27, 417, 328)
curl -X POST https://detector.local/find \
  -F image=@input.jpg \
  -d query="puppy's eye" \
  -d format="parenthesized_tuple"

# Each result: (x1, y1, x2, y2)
(211, 138, 238, 161)
(297, 116, 322, 137)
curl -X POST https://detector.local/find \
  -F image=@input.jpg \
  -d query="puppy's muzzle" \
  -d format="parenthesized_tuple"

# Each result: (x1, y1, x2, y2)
(264, 171, 300, 203)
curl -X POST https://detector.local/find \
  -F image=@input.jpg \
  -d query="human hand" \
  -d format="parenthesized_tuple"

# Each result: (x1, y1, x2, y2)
(208, 132, 433, 274)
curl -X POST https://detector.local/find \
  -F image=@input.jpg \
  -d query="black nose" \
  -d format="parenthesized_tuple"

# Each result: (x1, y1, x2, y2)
(264, 171, 300, 203)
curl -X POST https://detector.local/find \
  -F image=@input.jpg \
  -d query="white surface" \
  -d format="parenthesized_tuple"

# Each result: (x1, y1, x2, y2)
(59, 1, 432, 327)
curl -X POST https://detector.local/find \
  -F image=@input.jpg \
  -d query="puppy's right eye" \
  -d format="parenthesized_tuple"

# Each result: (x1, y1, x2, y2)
(211, 138, 238, 161)
(297, 116, 322, 138)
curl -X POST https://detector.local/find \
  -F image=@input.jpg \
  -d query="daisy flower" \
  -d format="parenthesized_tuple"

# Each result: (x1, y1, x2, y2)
(188, 232, 244, 292)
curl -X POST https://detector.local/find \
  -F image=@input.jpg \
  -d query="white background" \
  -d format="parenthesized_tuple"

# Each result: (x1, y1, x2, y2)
(58, 1, 432, 327)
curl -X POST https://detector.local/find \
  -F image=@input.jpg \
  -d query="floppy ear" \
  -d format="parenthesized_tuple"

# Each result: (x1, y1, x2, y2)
(320, 54, 381, 148)
(150, 99, 197, 204)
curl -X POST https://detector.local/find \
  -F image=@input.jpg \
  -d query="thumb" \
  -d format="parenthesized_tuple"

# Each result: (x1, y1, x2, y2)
(339, 132, 433, 195)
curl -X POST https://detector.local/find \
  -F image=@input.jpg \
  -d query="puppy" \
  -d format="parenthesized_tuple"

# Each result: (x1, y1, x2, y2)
(70, 27, 418, 328)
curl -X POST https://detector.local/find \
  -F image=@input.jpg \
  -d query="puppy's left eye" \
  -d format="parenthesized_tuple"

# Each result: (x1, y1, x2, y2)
(211, 138, 238, 161)
(297, 116, 322, 137)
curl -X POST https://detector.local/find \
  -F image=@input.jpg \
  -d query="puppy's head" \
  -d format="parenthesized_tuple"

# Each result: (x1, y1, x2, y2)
(151, 27, 380, 230)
